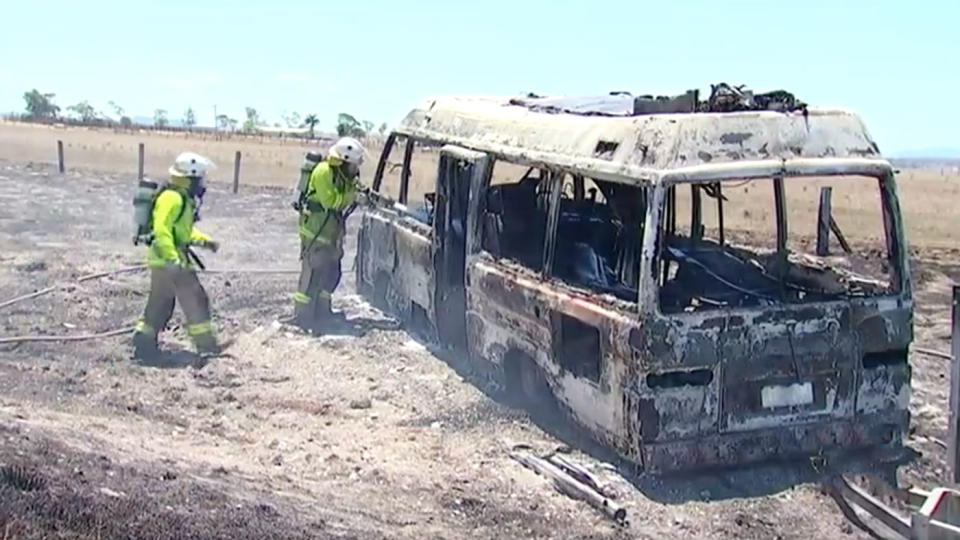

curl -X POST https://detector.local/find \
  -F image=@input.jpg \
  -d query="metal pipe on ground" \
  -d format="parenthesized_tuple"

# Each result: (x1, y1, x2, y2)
(916, 347, 952, 361)
(546, 454, 612, 498)
(510, 451, 627, 524)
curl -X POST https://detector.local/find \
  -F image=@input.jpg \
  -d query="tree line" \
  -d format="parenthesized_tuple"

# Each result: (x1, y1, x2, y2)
(18, 89, 388, 139)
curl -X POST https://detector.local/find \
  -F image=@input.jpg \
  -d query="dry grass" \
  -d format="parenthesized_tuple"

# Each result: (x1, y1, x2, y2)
(0, 121, 382, 188)
(2, 121, 958, 249)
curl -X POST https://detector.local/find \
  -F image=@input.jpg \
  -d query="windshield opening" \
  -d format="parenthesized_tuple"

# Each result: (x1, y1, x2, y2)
(657, 174, 899, 314)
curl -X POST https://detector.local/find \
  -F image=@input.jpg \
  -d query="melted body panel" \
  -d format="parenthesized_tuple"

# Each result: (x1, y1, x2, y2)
(357, 210, 433, 320)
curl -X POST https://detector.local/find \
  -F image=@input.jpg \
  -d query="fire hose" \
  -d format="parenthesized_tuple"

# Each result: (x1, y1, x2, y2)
(0, 327, 136, 345)
(0, 265, 148, 311)
(0, 264, 301, 345)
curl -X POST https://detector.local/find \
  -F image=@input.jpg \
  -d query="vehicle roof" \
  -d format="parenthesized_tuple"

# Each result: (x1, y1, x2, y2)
(394, 95, 890, 185)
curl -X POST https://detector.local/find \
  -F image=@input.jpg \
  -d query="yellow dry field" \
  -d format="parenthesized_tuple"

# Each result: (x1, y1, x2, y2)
(671, 177, 889, 251)
(0, 121, 381, 187)
(2, 121, 958, 249)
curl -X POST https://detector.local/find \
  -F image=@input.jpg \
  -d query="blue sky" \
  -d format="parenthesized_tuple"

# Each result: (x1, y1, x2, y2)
(1, 0, 957, 155)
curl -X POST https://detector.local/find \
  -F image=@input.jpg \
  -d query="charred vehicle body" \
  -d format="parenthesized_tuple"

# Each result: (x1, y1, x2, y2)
(356, 86, 912, 473)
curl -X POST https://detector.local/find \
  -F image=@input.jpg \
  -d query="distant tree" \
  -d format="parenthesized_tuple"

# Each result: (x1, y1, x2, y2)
(108, 100, 124, 118)
(66, 101, 98, 123)
(242, 107, 260, 133)
(154, 108, 169, 128)
(216, 114, 230, 131)
(120, 116, 133, 128)
(283, 111, 301, 129)
(228, 118, 239, 132)
(302, 113, 319, 139)
(184, 107, 196, 129)
(378, 122, 388, 136)
(336, 113, 365, 138)
(362, 120, 375, 135)
(22, 89, 59, 120)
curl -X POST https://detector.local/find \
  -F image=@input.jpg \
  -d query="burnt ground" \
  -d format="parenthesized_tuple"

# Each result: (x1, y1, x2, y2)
(0, 162, 956, 539)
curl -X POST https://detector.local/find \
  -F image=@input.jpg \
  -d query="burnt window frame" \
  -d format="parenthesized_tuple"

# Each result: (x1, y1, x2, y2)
(370, 132, 422, 205)
(476, 159, 555, 274)
(370, 133, 438, 227)
(371, 132, 399, 201)
(541, 172, 648, 304)
(649, 171, 906, 316)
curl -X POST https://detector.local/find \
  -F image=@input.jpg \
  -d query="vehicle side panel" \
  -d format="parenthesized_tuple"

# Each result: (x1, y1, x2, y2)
(357, 209, 433, 322)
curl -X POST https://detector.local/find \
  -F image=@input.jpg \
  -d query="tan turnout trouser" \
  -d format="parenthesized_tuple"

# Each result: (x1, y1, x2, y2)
(133, 265, 217, 353)
(293, 240, 343, 331)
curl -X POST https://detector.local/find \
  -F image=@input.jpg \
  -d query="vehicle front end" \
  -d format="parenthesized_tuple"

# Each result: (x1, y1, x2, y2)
(628, 159, 912, 473)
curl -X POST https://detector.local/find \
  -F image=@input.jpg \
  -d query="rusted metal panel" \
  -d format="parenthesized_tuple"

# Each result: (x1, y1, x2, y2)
(359, 210, 433, 320)
(359, 211, 397, 288)
(639, 410, 907, 472)
(394, 219, 433, 313)
(466, 256, 636, 443)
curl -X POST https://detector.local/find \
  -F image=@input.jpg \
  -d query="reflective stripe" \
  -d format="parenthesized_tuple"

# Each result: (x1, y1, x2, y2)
(293, 292, 311, 304)
(299, 226, 332, 244)
(187, 321, 213, 336)
(147, 258, 182, 269)
(134, 320, 156, 336)
(318, 291, 332, 299)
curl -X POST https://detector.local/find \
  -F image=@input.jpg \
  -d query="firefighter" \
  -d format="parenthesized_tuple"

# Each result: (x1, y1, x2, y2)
(291, 137, 365, 334)
(132, 152, 221, 359)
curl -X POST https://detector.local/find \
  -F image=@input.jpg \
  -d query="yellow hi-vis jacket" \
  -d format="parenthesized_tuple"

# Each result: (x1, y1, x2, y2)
(148, 188, 211, 268)
(299, 160, 357, 246)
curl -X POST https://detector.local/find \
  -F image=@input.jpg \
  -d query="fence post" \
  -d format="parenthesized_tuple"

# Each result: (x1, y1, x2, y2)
(817, 187, 832, 256)
(232, 151, 241, 194)
(137, 143, 145, 180)
(949, 285, 960, 484)
(57, 140, 65, 173)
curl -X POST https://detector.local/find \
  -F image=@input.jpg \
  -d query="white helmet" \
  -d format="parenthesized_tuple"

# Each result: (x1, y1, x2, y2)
(169, 152, 215, 178)
(328, 137, 365, 165)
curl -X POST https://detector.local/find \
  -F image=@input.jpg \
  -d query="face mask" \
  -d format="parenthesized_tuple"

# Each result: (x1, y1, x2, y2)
(189, 177, 206, 198)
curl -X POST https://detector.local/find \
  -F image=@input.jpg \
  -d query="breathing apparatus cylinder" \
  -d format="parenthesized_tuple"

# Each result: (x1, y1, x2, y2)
(294, 151, 323, 211)
(132, 178, 160, 245)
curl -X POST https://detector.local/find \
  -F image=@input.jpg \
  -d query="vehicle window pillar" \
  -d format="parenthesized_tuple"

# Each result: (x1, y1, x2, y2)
(399, 138, 415, 204)
(716, 182, 725, 246)
(691, 184, 703, 247)
(542, 170, 564, 277)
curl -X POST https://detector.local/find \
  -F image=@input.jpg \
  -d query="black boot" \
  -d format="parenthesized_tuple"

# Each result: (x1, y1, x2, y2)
(194, 333, 222, 358)
(132, 332, 159, 360)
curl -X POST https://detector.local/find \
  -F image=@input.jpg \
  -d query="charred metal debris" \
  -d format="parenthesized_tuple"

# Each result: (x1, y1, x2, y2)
(509, 82, 807, 117)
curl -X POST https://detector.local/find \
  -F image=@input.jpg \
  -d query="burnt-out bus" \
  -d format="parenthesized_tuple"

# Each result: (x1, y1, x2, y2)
(354, 90, 912, 473)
